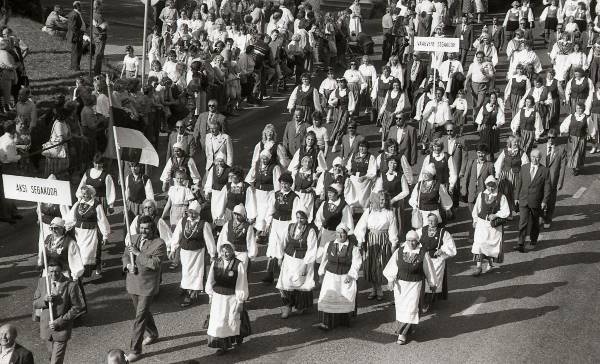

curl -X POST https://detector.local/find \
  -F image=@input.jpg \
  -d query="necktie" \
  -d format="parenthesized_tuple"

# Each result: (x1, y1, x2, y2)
(177, 135, 183, 143)
(547, 146, 553, 164)
(530, 166, 536, 179)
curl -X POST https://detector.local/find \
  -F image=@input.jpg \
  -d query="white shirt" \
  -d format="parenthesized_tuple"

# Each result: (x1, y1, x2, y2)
(530, 164, 537, 179)
(0, 344, 15, 364)
(0, 133, 20, 163)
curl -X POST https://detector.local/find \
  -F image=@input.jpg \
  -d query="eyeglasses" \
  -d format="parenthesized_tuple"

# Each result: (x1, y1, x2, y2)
(446, 129, 454, 133)
(208, 104, 217, 107)
(143, 206, 154, 209)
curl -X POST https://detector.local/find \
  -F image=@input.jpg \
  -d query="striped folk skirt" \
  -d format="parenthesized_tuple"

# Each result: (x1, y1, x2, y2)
(363, 230, 393, 285)
(566, 135, 586, 169)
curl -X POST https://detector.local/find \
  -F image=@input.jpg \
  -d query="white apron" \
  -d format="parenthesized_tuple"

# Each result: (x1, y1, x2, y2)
(180, 248, 205, 291)
(208, 293, 241, 338)
(266, 219, 291, 260)
(276, 255, 315, 291)
(424, 256, 445, 293)
(210, 188, 227, 226)
(471, 217, 503, 258)
(345, 175, 373, 208)
(318, 271, 357, 313)
(75, 227, 99, 265)
(393, 279, 423, 324)
(254, 189, 273, 232)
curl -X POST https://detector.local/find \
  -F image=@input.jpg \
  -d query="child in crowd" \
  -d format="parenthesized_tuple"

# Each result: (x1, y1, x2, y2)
(120, 45, 139, 79)
(307, 111, 330, 157)
(450, 89, 468, 136)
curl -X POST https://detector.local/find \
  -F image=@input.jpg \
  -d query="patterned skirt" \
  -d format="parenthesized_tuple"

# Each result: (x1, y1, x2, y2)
(498, 168, 519, 213)
(363, 230, 393, 285)
(44, 156, 69, 178)
(566, 135, 586, 169)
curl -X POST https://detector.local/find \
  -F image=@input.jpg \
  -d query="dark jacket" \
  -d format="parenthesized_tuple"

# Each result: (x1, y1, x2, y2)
(66, 10, 83, 43)
(7, 343, 34, 364)
(193, 111, 227, 149)
(388, 124, 418, 166)
(340, 133, 365, 164)
(441, 135, 468, 177)
(122, 234, 167, 297)
(282, 120, 308, 157)
(461, 159, 495, 203)
(454, 24, 473, 50)
(539, 144, 567, 189)
(515, 163, 551, 208)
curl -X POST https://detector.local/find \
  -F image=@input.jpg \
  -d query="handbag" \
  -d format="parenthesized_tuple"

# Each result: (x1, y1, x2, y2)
(490, 217, 506, 228)
(41, 122, 68, 159)
(411, 182, 423, 228)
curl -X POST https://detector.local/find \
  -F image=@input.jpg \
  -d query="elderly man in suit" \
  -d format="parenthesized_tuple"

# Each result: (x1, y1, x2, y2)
(538, 129, 567, 228)
(489, 17, 505, 53)
(454, 14, 473, 65)
(123, 215, 167, 363)
(282, 109, 309, 158)
(515, 149, 551, 252)
(461, 144, 495, 212)
(339, 121, 364, 164)
(388, 114, 418, 166)
(204, 121, 233, 170)
(167, 120, 197, 160)
(33, 260, 84, 364)
(0, 324, 34, 364)
(442, 122, 468, 209)
(66, 1, 85, 71)
(193, 99, 228, 152)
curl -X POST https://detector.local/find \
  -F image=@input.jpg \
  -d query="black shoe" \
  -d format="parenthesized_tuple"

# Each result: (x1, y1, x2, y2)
(261, 272, 274, 284)
(530, 241, 537, 246)
(318, 323, 330, 331)
(180, 296, 192, 307)
(513, 245, 525, 253)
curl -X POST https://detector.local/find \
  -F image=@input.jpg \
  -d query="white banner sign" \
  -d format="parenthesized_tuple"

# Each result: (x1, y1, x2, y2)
(414, 37, 460, 53)
(2, 175, 72, 206)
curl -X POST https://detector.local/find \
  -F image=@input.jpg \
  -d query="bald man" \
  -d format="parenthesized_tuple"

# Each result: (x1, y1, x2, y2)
(0, 324, 34, 364)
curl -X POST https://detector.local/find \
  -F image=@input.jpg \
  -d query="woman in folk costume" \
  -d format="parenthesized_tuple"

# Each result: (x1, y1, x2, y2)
(409, 163, 453, 227)
(587, 39, 600, 86)
(124, 162, 154, 224)
(519, 77, 553, 132)
(545, 69, 564, 130)
(342, 61, 366, 117)
(550, 32, 575, 82)
(317, 223, 362, 330)
(358, 55, 378, 117)
(206, 242, 250, 354)
(475, 91, 505, 157)
(345, 140, 377, 209)
(262, 172, 300, 284)
(319, 67, 339, 123)
(277, 208, 318, 319)
(37, 174, 70, 257)
(217, 204, 257, 272)
(291, 155, 318, 223)
(567, 42, 588, 77)
(376, 139, 413, 183)
(383, 230, 438, 345)
(65, 185, 111, 277)
(373, 157, 410, 238)
(589, 82, 600, 154)
(170, 201, 216, 307)
(471, 176, 510, 276)
(377, 78, 409, 144)
(511, 95, 544, 154)
(416, 213, 456, 312)
(503, 1, 521, 41)
(349, 0, 362, 35)
(565, 67, 593, 114)
(245, 149, 282, 242)
(162, 169, 196, 230)
(420, 138, 458, 194)
(314, 182, 355, 261)
(288, 131, 327, 175)
(250, 123, 289, 169)
(540, 0, 562, 48)
(504, 64, 531, 119)
(130, 199, 172, 244)
(204, 152, 230, 227)
(509, 41, 542, 81)
(160, 141, 202, 190)
(315, 156, 348, 205)
(495, 135, 529, 218)
(355, 191, 399, 301)
(387, 55, 404, 89)
(473, 0, 487, 23)
(329, 77, 358, 152)
(287, 72, 322, 124)
(222, 166, 256, 223)
(77, 153, 115, 212)
(430, 0, 447, 35)
(371, 66, 395, 125)
(560, 101, 589, 175)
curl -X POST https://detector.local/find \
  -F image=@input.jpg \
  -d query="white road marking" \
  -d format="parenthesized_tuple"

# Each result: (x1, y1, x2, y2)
(459, 296, 487, 316)
(573, 187, 587, 199)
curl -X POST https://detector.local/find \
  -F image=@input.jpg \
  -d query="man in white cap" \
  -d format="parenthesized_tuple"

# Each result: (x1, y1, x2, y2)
(169, 201, 216, 307)
(160, 142, 201, 192)
(217, 204, 256, 271)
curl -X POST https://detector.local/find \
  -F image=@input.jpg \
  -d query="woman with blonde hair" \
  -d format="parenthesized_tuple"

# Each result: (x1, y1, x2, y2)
(250, 123, 289, 168)
(494, 134, 528, 217)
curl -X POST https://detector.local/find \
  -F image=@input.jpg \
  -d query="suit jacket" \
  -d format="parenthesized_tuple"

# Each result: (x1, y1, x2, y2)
(66, 10, 83, 43)
(454, 24, 473, 50)
(205, 133, 233, 168)
(539, 144, 567, 189)
(7, 344, 34, 364)
(388, 124, 418, 166)
(340, 133, 364, 164)
(441, 135, 468, 177)
(515, 163, 551, 208)
(166, 132, 197, 160)
(123, 234, 167, 297)
(522, 28, 534, 44)
(581, 29, 599, 50)
(193, 111, 227, 149)
(282, 120, 308, 157)
(33, 275, 84, 341)
(490, 25, 505, 51)
(461, 159, 495, 203)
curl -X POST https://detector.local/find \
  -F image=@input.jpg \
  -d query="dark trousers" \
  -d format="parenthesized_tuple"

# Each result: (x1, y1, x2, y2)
(293, 55, 305, 85)
(544, 188, 558, 223)
(70, 41, 83, 70)
(93, 37, 106, 75)
(459, 48, 469, 64)
(46, 338, 68, 364)
(518, 205, 542, 245)
(129, 294, 158, 354)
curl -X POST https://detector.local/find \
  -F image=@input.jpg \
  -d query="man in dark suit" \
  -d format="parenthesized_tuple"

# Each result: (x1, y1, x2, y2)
(167, 120, 197, 161)
(388, 114, 418, 166)
(339, 121, 364, 164)
(441, 122, 468, 209)
(282, 109, 309, 157)
(461, 144, 495, 212)
(454, 14, 473, 65)
(123, 215, 167, 363)
(0, 324, 34, 364)
(538, 129, 567, 228)
(515, 149, 551, 252)
(33, 260, 84, 364)
(66, 1, 84, 71)
(518, 19, 534, 44)
(580, 23, 598, 53)
(489, 17, 505, 53)
(193, 99, 228, 152)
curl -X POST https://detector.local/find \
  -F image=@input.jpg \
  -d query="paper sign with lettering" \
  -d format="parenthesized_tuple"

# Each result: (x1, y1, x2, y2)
(2, 175, 72, 205)
(414, 37, 460, 53)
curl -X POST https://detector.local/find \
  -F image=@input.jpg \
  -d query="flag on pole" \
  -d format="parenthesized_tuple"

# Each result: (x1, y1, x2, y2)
(111, 126, 160, 167)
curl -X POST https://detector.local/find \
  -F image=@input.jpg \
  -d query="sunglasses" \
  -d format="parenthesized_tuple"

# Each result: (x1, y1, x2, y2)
(208, 104, 217, 107)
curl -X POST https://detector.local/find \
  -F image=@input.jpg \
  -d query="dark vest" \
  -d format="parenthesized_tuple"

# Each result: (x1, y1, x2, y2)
(273, 191, 298, 221)
(295, 86, 315, 106)
(396, 248, 427, 282)
(568, 114, 588, 137)
(322, 199, 347, 230)
(385, 91, 401, 112)
(284, 223, 310, 259)
(170, 156, 191, 180)
(127, 174, 149, 204)
(44, 235, 71, 270)
(570, 78, 590, 100)
(379, 153, 403, 176)
(334, 89, 349, 109)
(511, 78, 527, 96)
(259, 141, 279, 165)
(350, 152, 370, 176)
(378, 78, 392, 97)
(86, 169, 108, 198)
(298, 146, 319, 173)
(501, 148, 522, 173)
(226, 182, 249, 210)
(211, 166, 230, 191)
(74, 200, 100, 229)
(179, 217, 206, 251)
(420, 226, 443, 257)
(226, 219, 249, 252)
(520, 109, 536, 131)
(382, 173, 403, 198)
(431, 153, 450, 185)
(322, 172, 346, 192)
(211, 258, 241, 295)
(294, 171, 314, 193)
(418, 181, 440, 211)
(325, 240, 355, 275)
(255, 162, 276, 191)
(477, 192, 502, 220)
(481, 105, 498, 127)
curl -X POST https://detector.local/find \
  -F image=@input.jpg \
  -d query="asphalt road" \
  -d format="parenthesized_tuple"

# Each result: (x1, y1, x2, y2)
(2, 10, 600, 364)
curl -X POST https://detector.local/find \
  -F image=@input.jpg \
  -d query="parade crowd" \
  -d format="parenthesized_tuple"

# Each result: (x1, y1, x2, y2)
(1, 0, 599, 363)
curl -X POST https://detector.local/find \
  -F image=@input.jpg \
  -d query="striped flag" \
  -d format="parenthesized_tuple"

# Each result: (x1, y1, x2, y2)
(111, 126, 160, 167)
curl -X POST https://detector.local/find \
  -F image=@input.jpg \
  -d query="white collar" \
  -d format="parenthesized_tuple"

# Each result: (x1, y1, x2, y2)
(401, 242, 422, 253)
